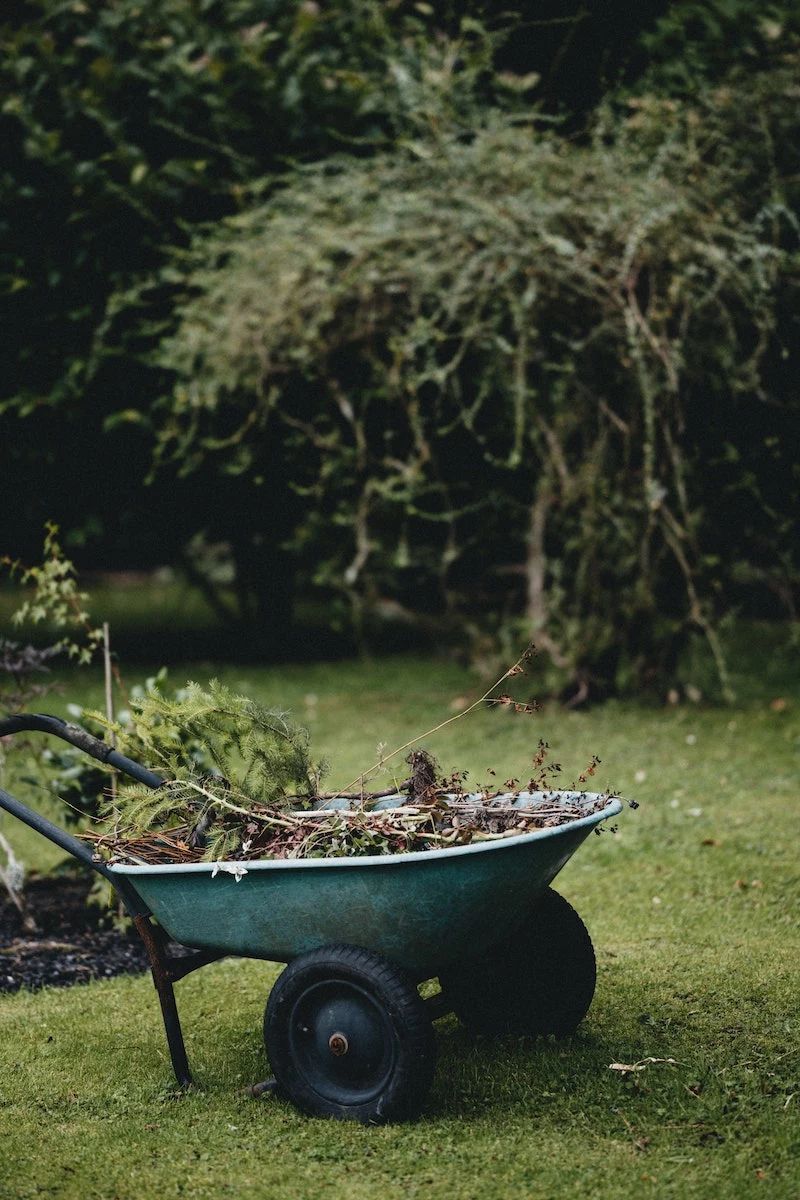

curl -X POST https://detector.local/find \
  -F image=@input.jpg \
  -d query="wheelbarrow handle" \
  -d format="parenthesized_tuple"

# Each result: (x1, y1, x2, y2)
(0, 783, 148, 917)
(0, 712, 202, 1085)
(0, 711, 164, 917)
(0, 712, 164, 788)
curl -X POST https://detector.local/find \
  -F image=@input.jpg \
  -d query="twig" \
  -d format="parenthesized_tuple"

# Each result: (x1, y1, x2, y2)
(83, 790, 608, 866)
(314, 784, 409, 802)
(332, 648, 536, 797)
(103, 623, 117, 804)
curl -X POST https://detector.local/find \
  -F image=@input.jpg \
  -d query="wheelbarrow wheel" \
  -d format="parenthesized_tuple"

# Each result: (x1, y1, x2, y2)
(264, 944, 436, 1123)
(438, 888, 596, 1037)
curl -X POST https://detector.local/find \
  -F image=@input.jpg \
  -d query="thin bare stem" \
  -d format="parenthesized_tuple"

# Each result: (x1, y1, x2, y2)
(332, 649, 535, 797)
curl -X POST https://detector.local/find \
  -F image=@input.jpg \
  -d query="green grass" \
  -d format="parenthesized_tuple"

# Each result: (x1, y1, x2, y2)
(1, 630, 799, 1198)
(0, 572, 221, 639)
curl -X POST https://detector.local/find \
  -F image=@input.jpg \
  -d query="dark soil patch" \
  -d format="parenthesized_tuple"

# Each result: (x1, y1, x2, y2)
(0, 872, 150, 993)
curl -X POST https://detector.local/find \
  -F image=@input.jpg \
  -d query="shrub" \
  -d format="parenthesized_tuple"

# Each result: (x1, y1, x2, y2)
(154, 67, 800, 697)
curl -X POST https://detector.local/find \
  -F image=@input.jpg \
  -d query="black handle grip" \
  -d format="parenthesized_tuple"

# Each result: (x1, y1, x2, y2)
(0, 712, 164, 788)
(0, 712, 162, 917)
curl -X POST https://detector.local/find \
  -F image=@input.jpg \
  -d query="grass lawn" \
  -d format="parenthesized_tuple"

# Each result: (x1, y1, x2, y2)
(1, 627, 799, 1198)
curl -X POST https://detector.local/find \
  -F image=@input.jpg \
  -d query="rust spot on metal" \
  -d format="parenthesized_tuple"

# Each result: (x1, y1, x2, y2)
(328, 1032, 349, 1056)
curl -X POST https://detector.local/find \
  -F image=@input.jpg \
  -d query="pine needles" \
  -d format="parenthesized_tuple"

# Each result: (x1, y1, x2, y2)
(87, 680, 326, 861)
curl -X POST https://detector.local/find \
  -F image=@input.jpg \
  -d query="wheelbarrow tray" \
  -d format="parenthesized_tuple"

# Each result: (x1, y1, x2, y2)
(109, 791, 621, 980)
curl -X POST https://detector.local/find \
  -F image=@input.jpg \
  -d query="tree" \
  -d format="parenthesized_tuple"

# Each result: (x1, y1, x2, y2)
(0, 0, 681, 570)
(1, 1, 798, 691)
(152, 62, 800, 698)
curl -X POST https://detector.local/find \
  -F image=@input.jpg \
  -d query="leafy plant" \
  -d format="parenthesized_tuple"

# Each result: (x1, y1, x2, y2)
(83, 679, 325, 862)
(631, 0, 800, 96)
(0, 525, 105, 927)
(1, 523, 103, 665)
(113, 679, 321, 799)
(152, 63, 800, 699)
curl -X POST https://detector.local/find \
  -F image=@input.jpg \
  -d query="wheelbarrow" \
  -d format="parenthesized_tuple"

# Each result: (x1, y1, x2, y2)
(0, 712, 622, 1123)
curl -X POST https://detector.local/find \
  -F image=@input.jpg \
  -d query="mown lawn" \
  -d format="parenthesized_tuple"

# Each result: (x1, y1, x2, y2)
(1, 628, 799, 1198)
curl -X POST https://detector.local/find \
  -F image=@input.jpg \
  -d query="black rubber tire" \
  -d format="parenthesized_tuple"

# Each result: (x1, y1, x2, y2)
(438, 888, 596, 1037)
(264, 944, 436, 1123)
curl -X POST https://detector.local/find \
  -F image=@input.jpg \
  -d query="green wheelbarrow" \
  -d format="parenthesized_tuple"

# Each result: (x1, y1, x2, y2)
(0, 713, 622, 1123)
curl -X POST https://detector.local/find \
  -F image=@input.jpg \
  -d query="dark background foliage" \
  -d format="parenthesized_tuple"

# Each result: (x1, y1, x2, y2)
(0, 0, 679, 566)
(1, 0, 798, 694)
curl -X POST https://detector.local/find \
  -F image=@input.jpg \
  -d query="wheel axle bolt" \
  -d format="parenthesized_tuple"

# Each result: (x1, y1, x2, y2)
(328, 1032, 349, 1056)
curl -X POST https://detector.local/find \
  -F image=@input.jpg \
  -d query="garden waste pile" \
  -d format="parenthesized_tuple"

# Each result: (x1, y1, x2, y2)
(84, 787, 611, 866)
(75, 676, 617, 866)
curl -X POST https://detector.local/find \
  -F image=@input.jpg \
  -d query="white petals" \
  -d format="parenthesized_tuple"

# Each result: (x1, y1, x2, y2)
(211, 862, 248, 882)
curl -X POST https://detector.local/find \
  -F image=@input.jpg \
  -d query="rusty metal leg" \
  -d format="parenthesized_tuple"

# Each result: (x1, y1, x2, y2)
(133, 915, 192, 1088)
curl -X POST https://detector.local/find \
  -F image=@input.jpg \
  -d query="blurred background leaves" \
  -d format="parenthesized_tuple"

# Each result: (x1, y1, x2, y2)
(1, 0, 798, 698)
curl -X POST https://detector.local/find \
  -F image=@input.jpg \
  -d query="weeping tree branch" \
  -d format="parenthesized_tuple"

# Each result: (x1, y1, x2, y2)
(156, 75, 798, 698)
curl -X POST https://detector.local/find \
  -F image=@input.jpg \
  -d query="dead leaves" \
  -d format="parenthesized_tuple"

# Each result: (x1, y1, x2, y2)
(609, 1057, 679, 1076)
(487, 693, 541, 715)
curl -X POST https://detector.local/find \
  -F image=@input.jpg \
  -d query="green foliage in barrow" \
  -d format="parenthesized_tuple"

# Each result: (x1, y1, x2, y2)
(88, 679, 324, 862)
(154, 57, 800, 698)
(104, 679, 320, 802)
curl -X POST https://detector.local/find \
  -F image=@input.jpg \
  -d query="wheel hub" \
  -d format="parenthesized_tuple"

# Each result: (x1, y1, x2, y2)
(289, 980, 397, 1105)
(328, 1032, 349, 1056)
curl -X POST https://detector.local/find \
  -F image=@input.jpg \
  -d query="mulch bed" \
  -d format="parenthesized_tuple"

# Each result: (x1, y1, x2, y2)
(0, 873, 150, 994)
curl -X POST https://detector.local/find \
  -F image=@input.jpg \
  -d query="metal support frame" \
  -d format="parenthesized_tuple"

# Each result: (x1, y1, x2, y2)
(132, 916, 226, 1088)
